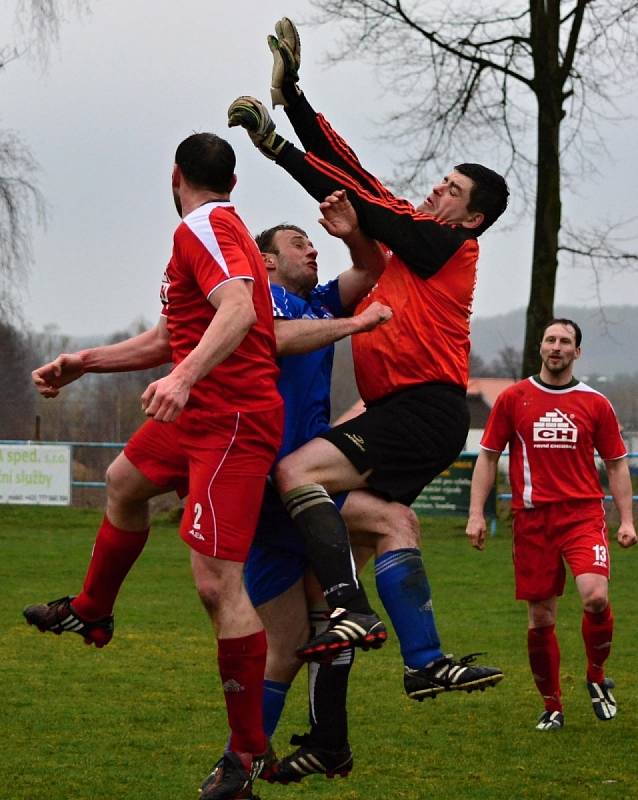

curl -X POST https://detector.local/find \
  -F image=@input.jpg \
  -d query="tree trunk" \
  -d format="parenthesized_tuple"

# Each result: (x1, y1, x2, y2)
(522, 0, 563, 377)
(522, 108, 561, 376)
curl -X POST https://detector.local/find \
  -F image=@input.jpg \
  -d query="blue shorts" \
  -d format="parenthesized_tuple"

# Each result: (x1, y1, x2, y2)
(244, 481, 347, 606)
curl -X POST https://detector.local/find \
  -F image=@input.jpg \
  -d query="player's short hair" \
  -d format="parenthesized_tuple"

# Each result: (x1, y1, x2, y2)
(255, 224, 308, 254)
(541, 318, 582, 347)
(455, 163, 509, 236)
(175, 133, 236, 193)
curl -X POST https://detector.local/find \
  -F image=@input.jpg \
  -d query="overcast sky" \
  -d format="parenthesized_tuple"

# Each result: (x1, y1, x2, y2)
(3, 0, 637, 338)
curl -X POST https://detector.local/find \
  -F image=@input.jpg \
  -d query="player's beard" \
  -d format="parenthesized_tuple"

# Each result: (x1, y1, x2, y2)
(279, 256, 318, 297)
(543, 354, 574, 379)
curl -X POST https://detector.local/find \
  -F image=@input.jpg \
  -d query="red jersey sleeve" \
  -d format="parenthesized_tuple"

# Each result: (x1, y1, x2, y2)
(481, 390, 515, 453)
(592, 395, 627, 461)
(180, 205, 254, 300)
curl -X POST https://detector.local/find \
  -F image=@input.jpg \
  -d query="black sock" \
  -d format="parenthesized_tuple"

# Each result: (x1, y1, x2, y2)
(283, 484, 372, 613)
(307, 610, 353, 750)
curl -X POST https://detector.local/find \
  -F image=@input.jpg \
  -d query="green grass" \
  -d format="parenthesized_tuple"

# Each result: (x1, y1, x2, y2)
(1, 506, 637, 799)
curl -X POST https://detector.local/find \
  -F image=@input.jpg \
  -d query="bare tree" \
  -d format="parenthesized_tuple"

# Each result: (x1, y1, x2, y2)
(0, 132, 43, 319)
(470, 346, 522, 378)
(1, 1, 88, 319)
(469, 351, 490, 377)
(31, 319, 167, 445)
(310, 0, 638, 375)
(490, 345, 523, 379)
(10, 1, 89, 65)
(0, 321, 39, 438)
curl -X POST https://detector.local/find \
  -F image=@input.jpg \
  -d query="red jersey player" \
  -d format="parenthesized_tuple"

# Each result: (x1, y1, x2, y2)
(25, 133, 283, 800)
(467, 318, 636, 731)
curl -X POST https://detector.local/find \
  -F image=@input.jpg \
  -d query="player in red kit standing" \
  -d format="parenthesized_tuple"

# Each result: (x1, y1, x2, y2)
(25, 133, 283, 799)
(467, 319, 636, 730)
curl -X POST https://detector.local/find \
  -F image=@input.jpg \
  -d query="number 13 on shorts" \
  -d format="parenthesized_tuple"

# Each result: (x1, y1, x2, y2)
(592, 544, 608, 568)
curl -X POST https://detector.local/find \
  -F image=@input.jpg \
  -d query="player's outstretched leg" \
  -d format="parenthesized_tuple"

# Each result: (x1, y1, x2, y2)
(403, 653, 504, 700)
(268, 17, 302, 108)
(228, 96, 287, 160)
(587, 677, 617, 721)
(23, 595, 114, 647)
(296, 608, 387, 662)
(535, 710, 564, 731)
(267, 733, 353, 785)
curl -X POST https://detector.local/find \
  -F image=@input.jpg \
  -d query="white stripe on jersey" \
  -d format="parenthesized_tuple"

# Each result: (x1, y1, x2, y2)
(183, 203, 231, 277)
(206, 412, 240, 558)
(206, 275, 253, 302)
(529, 376, 604, 398)
(516, 430, 534, 508)
(271, 285, 291, 318)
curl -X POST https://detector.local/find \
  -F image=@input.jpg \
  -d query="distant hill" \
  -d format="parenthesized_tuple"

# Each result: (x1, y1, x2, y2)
(471, 305, 638, 378)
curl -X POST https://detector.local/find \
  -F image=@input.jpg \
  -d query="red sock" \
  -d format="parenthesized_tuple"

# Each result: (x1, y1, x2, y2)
(528, 625, 562, 712)
(71, 516, 149, 620)
(582, 605, 614, 683)
(218, 631, 267, 755)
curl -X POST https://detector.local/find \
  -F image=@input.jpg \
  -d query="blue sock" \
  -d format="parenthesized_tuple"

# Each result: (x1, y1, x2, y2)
(263, 679, 291, 738)
(375, 548, 443, 668)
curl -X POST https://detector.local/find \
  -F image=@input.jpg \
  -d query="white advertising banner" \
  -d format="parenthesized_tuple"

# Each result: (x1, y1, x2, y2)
(0, 444, 71, 505)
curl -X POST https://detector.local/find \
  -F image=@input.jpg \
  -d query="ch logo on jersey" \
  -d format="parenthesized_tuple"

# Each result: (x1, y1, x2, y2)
(533, 409, 578, 445)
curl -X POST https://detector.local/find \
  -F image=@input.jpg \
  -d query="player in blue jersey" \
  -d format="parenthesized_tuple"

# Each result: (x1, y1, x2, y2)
(245, 201, 396, 783)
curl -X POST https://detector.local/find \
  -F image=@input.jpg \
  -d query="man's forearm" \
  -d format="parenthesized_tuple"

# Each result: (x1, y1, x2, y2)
(79, 324, 171, 373)
(344, 229, 385, 283)
(337, 230, 386, 309)
(606, 459, 635, 525)
(468, 451, 499, 517)
(276, 317, 361, 356)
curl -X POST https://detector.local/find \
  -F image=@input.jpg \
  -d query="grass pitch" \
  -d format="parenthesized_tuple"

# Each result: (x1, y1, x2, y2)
(1, 505, 636, 799)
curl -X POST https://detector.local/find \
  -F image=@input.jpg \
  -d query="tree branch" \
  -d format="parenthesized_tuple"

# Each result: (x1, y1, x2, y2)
(560, 0, 591, 86)
(389, 0, 534, 87)
(560, 219, 638, 269)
